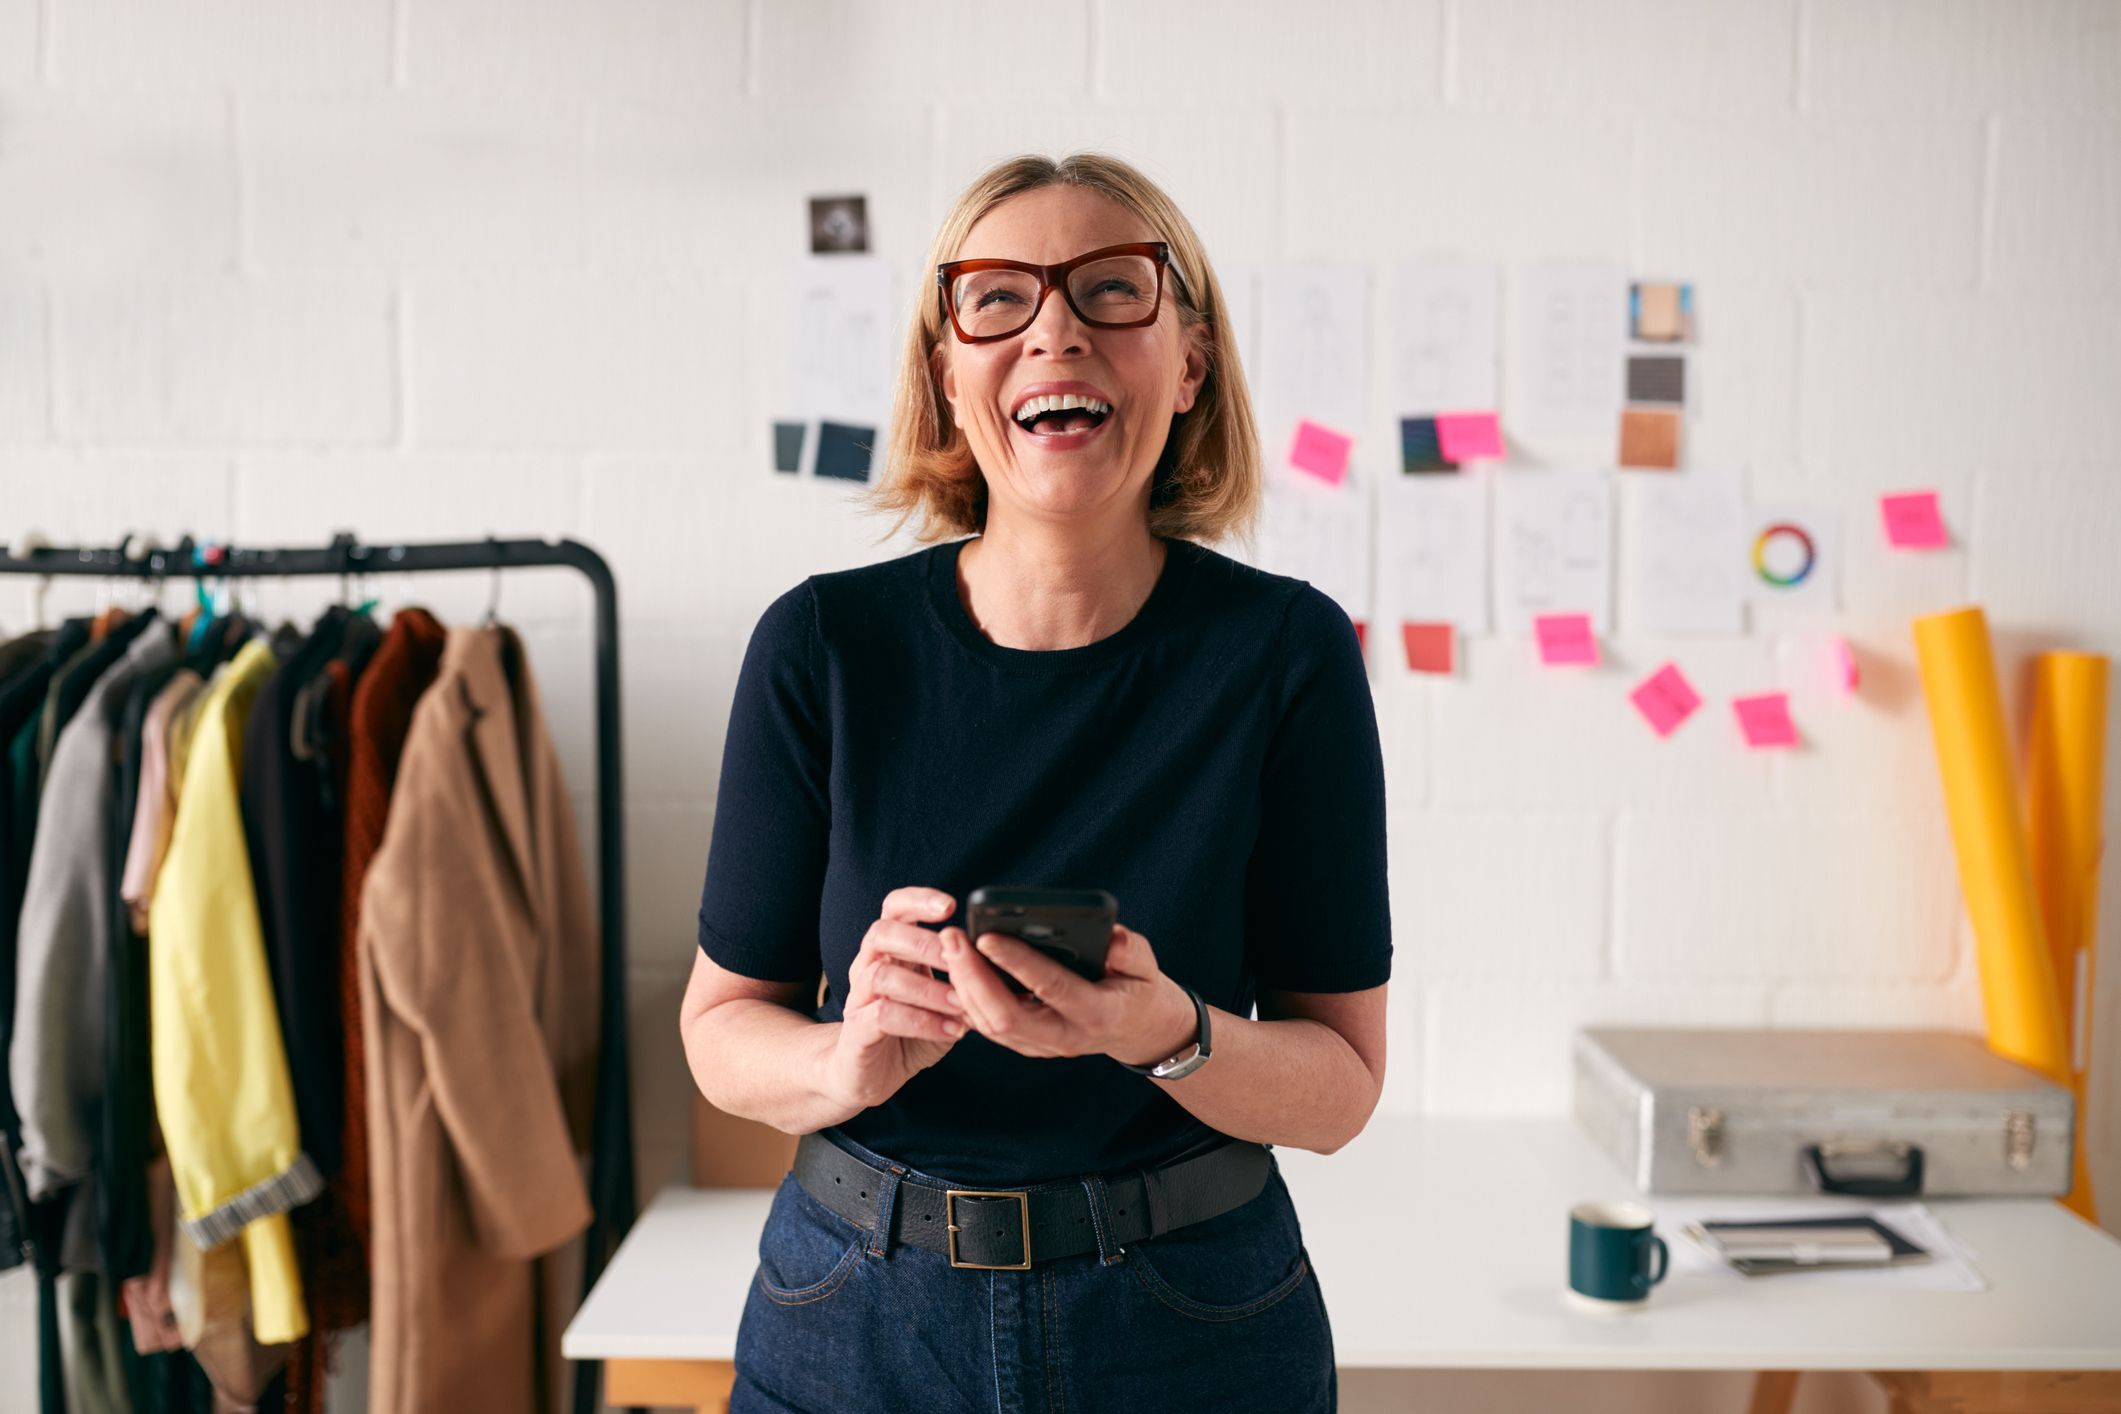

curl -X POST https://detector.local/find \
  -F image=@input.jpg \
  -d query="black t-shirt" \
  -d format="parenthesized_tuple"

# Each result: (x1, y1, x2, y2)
(695, 532, 1391, 1186)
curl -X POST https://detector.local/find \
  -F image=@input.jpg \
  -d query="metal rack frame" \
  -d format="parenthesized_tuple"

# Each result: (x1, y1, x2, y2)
(0, 530, 636, 1414)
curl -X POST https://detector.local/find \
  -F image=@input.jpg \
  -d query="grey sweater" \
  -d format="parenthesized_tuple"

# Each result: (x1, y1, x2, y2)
(9, 619, 177, 1271)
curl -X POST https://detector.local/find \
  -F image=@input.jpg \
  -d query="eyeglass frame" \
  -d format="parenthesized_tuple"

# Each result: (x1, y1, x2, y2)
(935, 240, 1188, 345)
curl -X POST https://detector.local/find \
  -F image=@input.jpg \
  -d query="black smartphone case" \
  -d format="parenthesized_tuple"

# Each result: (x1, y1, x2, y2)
(948, 885, 1117, 993)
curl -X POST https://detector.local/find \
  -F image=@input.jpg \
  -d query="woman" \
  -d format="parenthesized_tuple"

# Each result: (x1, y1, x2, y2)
(680, 151, 1390, 1414)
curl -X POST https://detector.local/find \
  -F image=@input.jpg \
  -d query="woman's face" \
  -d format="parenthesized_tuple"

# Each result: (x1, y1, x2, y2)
(932, 186, 1208, 531)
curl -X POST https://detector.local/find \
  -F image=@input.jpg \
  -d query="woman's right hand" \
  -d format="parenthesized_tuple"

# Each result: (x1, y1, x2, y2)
(821, 887, 969, 1114)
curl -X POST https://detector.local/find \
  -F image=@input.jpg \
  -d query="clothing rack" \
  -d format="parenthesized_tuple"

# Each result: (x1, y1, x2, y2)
(0, 530, 636, 1414)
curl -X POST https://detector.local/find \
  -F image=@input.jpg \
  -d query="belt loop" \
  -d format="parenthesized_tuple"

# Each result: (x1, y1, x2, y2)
(1078, 1174, 1126, 1266)
(867, 1159, 905, 1259)
(1139, 1165, 1170, 1240)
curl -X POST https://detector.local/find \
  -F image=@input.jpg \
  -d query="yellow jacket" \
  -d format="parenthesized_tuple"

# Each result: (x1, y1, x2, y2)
(149, 639, 318, 1345)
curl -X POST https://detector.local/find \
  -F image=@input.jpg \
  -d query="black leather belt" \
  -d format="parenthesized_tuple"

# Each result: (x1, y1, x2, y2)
(793, 1129, 1272, 1271)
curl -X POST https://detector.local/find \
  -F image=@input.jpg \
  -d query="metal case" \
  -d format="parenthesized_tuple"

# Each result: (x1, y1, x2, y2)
(1572, 1027, 2075, 1198)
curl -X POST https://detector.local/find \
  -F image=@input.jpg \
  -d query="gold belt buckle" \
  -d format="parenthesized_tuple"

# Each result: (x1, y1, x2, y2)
(944, 1189, 1032, 1270)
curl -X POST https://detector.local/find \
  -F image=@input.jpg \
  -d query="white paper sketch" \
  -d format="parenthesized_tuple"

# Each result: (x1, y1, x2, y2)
(789, 254, 897, 428)
(1257, 261, 1370, 457)
(1391, 259, 1499, 416)
(1252, 472, 1374, 626)
(1514, 261, 1627, 438)
(1377, 475, 1489, 636)
(1625, 468, 1746, 635)
(1495, 466, 1613, 635)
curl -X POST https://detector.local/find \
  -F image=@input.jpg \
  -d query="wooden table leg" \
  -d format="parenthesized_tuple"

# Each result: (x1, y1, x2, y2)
(1868, 1371, 2121, 1413)
(603, 1358, 737, 1414)
(1748, 1370, 1801, 1414)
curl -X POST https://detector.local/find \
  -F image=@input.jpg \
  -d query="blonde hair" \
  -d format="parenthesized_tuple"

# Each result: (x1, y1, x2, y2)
(858, 151, 1262, 554)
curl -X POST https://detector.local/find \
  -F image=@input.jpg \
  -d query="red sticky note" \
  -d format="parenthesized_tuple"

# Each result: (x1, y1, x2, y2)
(1434, 411, 1503, 463)
(1629, 663, 1701, 738)
(1533, 612, 1598, 666)
(1288, 419, 1354, 485)
(1402, 621, 1455, 675)
(1733, 692, 1799, 748)
(1879, 490, 1947, 549)
(1352, 619, 1366, 655)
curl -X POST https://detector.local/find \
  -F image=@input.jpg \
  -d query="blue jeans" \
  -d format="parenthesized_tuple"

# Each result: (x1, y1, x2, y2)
(728, 1129, 1337, 1413)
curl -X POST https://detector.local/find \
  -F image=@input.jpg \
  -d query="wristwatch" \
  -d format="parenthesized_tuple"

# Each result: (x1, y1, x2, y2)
(1118, 983, 1212, 1079)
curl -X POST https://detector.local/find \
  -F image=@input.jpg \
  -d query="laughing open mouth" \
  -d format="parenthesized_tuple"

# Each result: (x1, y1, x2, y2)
(1013, 396, 1113, 437)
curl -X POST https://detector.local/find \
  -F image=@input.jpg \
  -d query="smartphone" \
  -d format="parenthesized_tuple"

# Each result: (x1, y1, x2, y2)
(954, 886, 1117, 996)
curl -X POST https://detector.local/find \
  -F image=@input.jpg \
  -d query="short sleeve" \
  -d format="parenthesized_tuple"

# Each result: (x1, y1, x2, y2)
(696, 581, 832, 984)
(1242, 586, 1393, 993)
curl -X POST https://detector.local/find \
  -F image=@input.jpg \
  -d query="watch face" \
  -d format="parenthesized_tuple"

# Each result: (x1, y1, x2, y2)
(1153, 1047, 1206, 1078)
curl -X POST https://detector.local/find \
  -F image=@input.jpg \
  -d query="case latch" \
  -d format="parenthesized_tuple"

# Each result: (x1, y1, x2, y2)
(2004, 1111, 2036, 1171)
(1687, 1106, 1725, 1167)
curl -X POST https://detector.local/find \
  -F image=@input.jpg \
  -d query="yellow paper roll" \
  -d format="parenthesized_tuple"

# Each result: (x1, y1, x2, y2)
(1912, 607, 2070, 1083)
(2026, 651, 2108, 1223)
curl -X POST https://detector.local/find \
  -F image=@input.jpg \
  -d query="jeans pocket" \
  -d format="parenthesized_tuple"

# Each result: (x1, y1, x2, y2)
(755, 1171, 866, 1307)
(1124, 1164, 1311, 1322)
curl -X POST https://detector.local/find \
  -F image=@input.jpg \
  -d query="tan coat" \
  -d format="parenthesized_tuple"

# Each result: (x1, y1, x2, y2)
(359, 625, 600, 1414)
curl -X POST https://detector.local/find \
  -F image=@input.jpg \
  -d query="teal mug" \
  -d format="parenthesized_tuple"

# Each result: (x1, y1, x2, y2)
(1568, 1200, 1669, 1309)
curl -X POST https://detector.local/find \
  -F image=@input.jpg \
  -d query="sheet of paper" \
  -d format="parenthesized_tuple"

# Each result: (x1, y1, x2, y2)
(1745, 504, 1840, 621)
(1625, 469, 1745, 635)
(1255, 473, 1373, 625)
(1514, 261, 1627, 437)
(1435, 411, 1503, 463)
(1390, 258, 1499, 416)
(1654, 1198, 1987, 1294)
(1401, 621, 1455, 675)
(1733, 691, 1799, 748)
(1289, 418, 1354, 486)
(1495, 467, 1613, 635)
(1377, 474, 1489, 636)
(1880, 489, 1949, 549)
(1258, 261, 1370, 457)
(1534, 612, 1598, 666)
(789, 254, 896, 430)
(1630, 662, 1702, 738)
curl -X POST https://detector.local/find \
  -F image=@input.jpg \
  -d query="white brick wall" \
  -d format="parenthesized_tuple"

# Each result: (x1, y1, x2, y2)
(3, 3, 2117, 1410)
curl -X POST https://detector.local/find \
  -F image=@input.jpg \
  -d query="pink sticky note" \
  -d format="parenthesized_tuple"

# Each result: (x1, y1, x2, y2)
(1829, 636, 1860, 695)
(1879, 490, 1948, 549)
(1434, 411, 1504, 463)
(1733, 692, 1799, 748)
(1403, 621, 1455, 675)
(1533, 612, 1598, 666)
(1629, 663, 1701, 738)
(1288, 419, 1354, 485)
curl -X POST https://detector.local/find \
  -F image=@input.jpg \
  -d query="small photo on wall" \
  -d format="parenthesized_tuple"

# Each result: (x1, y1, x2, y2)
(1618, 407, 1681, 469)
(1629, 281, 1694, 343)
(809, 195, 870, 254)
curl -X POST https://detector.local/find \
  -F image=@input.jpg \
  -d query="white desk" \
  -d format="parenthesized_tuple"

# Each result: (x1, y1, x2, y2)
(565, 1116, 2121, 1410)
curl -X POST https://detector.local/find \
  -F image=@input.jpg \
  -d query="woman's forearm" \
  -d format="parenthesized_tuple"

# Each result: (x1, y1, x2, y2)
(1131, 990, 1380, 1154)
(682, 998, 861, 1136)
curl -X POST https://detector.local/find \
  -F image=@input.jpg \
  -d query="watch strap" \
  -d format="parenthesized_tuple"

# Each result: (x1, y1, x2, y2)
(1118, 982, 1210, 1076)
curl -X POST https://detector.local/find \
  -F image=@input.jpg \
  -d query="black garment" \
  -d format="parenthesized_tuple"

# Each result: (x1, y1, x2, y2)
(0, 619, 93, 1275)
(0, 619, 94, 1414)
(695, 535, 1392, 1187)
(41, 608, 159, 778)
(98, 657, 178, 1284)
(239, 606, 351, 1179)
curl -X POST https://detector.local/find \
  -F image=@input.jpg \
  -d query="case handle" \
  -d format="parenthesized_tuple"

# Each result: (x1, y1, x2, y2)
(1802, 1140, 1926, 1197)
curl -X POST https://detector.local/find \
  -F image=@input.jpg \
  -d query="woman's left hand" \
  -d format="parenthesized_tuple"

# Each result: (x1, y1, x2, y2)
(938, 923, 1197, 1064)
